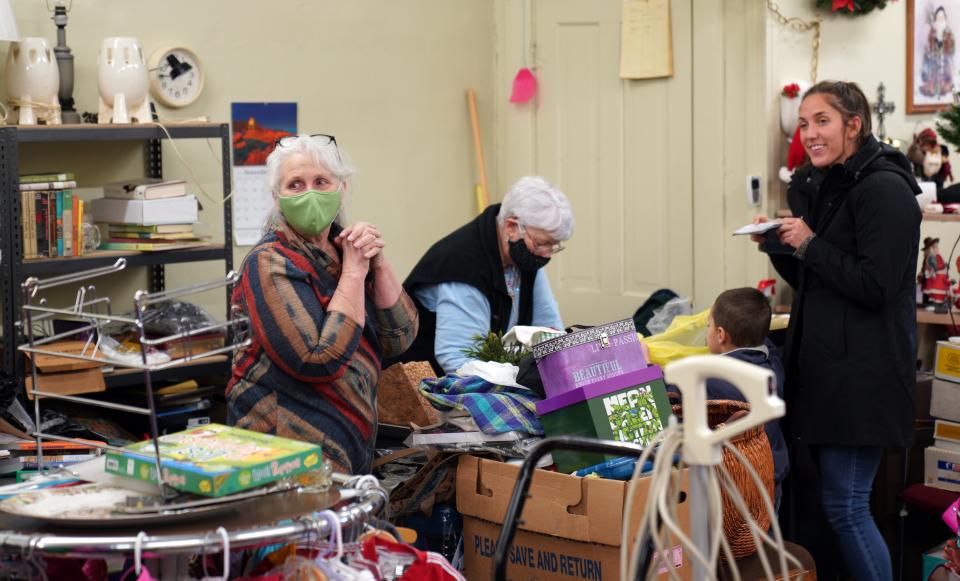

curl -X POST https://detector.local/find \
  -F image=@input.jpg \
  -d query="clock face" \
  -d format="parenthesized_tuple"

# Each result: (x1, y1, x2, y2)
(149, 46, 204, 108)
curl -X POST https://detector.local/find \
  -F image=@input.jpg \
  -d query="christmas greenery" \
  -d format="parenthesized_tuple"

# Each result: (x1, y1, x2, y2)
(937, 104, 960, 152)
(815, 0, 890, 16)
(461, 331, 528, 366)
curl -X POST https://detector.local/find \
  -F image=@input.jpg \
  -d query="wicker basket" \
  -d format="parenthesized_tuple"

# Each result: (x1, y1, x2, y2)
(672, 400, 775, 560)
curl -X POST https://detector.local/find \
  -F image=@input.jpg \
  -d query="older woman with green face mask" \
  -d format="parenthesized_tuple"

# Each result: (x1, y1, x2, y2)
(227, 134, 418, 475)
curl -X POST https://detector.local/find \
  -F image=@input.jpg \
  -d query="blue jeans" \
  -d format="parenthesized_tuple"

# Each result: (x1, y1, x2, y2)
(818, 446, 891, 581)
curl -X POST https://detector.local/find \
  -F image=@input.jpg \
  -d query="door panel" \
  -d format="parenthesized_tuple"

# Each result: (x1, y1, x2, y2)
(534, 0, 693, 326)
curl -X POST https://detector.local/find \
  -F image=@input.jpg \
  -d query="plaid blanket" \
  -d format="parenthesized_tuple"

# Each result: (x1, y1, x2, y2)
(418, 374, 544, 435)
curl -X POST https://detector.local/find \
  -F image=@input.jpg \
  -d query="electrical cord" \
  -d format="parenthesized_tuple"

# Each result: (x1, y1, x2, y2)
(620, 426, 669, 580)
(716, 463, 777, 579)
(721, 442, 794, 573)
(149, 120, 236, 206)
(622, 421, 806, 580)
(8, 98, 61, 124)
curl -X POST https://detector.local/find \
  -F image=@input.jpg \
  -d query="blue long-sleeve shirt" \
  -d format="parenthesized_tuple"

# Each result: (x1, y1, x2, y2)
(414, 267, 563, 374)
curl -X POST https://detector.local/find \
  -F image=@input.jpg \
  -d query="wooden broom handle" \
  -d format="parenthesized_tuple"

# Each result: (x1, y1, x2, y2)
(467, 88, 490, 209)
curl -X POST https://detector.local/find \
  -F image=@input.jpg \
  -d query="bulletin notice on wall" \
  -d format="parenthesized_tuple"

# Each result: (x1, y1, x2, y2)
(230, 102, 297, 246)
(619, 0, 673, 80)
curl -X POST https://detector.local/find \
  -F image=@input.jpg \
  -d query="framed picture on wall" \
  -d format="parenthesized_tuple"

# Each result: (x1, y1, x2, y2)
(908, 0, 960, 113)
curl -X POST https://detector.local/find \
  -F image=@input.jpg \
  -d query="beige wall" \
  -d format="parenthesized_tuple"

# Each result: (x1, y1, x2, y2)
(495, 0, 769, 315)
(766, 0, 952, 280)
(4, 0, 495, 317)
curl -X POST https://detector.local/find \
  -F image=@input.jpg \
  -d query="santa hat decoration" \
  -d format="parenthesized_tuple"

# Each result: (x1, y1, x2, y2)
(919, 128, 939, 148)
(787, 126, 806, 170)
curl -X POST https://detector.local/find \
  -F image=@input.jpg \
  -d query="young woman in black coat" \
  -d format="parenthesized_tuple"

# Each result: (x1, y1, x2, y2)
(753, 81, 921, 581)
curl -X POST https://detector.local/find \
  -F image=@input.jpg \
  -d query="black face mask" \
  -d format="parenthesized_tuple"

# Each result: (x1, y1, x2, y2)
(508, 238, 551, 271)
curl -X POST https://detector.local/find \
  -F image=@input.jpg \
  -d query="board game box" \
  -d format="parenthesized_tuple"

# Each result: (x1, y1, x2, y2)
(104, 423, 322, 497)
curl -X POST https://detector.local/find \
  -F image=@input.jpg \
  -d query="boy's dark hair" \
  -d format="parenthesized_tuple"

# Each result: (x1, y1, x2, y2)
(712, 288, 771, 348)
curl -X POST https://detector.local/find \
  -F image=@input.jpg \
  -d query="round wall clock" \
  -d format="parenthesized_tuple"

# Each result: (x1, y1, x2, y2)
(148, 45, 205, 108)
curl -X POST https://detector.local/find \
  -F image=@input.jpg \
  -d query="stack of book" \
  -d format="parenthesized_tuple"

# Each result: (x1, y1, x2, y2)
(91, 178, 209, 252)
(19, 172, 85, 259)
(926, 341, 960, 492)
(0, 434, 103, 476)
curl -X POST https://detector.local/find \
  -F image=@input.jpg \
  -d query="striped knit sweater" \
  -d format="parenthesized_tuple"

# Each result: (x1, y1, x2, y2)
(226, 222, 418, 474)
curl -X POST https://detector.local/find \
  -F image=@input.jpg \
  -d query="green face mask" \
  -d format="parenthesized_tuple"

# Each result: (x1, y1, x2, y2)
(278, 189, 341, 236)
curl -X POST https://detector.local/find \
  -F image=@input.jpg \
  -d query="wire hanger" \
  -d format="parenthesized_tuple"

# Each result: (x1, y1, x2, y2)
(134, 531, 148, 576)
(317, 510, 376, 581)
(200, 527, 231, 581)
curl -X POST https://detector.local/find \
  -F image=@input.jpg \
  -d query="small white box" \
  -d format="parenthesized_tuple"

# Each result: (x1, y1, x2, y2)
(924, 445, 960, 492)
(935, 439, 960, 453)
(91, 195, 198, 226)
(931, 378, 960, 423)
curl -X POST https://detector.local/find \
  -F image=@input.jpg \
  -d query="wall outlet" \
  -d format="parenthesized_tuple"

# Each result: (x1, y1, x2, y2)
(746, 174, 762, 206)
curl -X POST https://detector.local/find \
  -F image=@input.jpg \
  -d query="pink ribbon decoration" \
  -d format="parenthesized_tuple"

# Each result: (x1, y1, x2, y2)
(509, 68, 538, 103)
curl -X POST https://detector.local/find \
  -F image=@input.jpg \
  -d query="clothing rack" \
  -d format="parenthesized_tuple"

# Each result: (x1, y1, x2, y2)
(3, 265, 396, 576)
(16, 258, 251, 496)
(0, 477, 386, 559)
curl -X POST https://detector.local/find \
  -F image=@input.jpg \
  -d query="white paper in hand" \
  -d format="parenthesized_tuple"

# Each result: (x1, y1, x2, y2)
(733, 221, 782, 236)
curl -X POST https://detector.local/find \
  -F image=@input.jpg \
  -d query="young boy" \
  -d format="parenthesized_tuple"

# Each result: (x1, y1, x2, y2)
(669, 287, 789, 507)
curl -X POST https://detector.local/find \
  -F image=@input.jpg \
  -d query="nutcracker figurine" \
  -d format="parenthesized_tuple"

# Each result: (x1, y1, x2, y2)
(954, 255, 960, 311)
(922, 237, 951, 313)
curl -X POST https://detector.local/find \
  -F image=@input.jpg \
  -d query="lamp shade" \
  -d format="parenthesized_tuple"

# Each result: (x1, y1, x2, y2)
(0, 0, 19, 42)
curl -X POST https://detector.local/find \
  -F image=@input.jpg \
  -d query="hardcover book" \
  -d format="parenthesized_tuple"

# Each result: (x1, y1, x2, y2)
(103, 178, 187, 200)
(103, 424, 323, 497)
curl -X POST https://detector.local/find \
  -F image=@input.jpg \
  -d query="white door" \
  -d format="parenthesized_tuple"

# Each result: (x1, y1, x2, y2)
(534, 0, 694, 327)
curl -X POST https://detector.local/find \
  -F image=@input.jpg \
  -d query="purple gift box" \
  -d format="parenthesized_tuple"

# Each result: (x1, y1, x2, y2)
(535, 365, 664, 416)
(532, 318, 648, 398)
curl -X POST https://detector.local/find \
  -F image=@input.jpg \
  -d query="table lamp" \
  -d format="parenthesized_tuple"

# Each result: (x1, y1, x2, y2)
(45, 0, 79, 124)
(5, 37, 61, 124)
(0, 0, 18, 124)
(0, 0, 18, 43)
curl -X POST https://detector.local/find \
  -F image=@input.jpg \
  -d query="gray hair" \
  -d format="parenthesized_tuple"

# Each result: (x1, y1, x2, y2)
(496, 176, 574, 241)
(261, 135, 357, 235)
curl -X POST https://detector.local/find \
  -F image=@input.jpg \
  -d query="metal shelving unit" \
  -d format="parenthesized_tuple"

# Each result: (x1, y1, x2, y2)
(0, 123, 234, 404)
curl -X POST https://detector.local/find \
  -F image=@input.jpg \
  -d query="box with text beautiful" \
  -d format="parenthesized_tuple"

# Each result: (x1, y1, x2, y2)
(457, 455, 691, 581)
(532, 319, 647, 398)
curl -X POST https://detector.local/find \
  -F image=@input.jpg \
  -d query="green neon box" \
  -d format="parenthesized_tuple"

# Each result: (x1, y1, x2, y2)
(104, 423, 323, 497)
(536, 366, 672, 473)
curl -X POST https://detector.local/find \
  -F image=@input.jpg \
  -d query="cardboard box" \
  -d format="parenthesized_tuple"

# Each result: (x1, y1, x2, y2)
(925, 446, 960, 492)
(24, 366, 105, 400)
(935, 420, 960, 452)
(456, 455, 692, 580)
(23, 340, 107, 400)
(933, 378, 960, 423)
(935, 341, 960, 384)
(91, 195, 199, 226)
